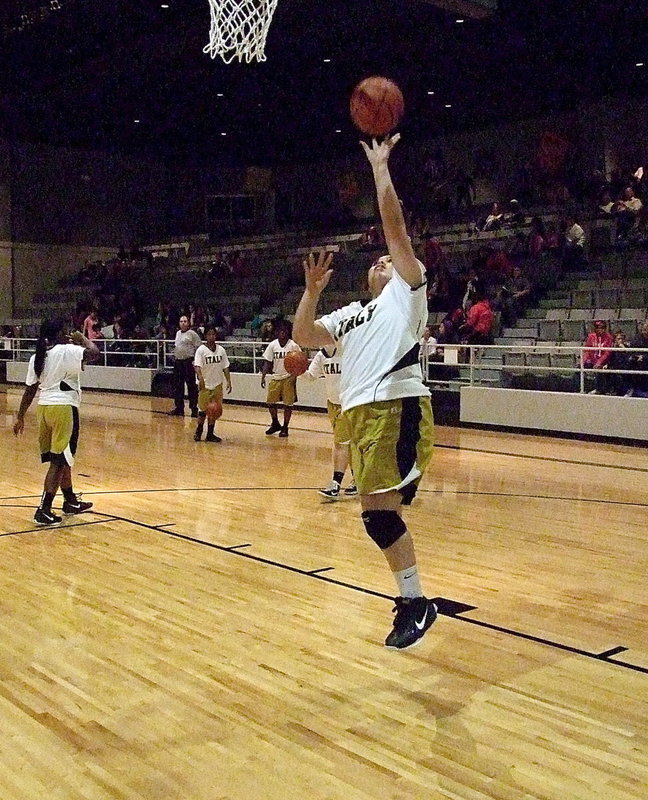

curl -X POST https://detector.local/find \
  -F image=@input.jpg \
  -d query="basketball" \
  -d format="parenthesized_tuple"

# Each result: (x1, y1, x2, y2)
(206, 399, 223, 421)
(350, 76, 404, 137)
(284, 350, 309, 377)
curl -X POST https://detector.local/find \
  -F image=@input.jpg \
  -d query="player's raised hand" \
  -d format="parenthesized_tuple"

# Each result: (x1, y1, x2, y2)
(360, 133, 401, 167)
(303, 250, 333, 295)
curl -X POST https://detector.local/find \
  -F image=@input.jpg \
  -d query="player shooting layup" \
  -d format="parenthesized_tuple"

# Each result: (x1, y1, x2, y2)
(294, 134, 436, 650)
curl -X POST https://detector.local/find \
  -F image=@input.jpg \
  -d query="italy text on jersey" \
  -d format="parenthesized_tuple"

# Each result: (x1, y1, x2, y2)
(334, 303, 377, 340)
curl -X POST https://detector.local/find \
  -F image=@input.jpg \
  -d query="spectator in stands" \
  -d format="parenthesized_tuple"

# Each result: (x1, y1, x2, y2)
(259, 319, 274, 342)
(582, 320, 614, 394)
(168, 315, 202, 417)
(484, 246, 514, 282)
(627, 322, 648, 397)
(500, 265, 533, 327)
(503, 199, 525, 227)
(423, 234, 443, 274)
(460, 286, 495, 346)
(426, 263, 451, 312)
(461, 267, 480, 312)
(482, 202, 503, 231)
(607, 331, 633, 396)
(614, 187, 643, 240)
(250, 313, 265, 338)
(82, 310, 101, 340)
(528, 216, 547, 257)
(419, 325, 437, 362)
(563, 213, 586, 269)
(455, 170, 475, 211)
(597, 191, 615, 217)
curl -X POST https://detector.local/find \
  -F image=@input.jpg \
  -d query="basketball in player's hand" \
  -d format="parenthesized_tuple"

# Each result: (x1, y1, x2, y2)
(284, 351, 309, 377)
(350, 76, 404, 137)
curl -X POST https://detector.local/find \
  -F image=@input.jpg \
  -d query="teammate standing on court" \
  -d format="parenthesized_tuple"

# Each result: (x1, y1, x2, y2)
(13, 318, 100, 525)
(260, 322, 302, 437)
(293, 134, 436, 650)
(169, 315, 202, 417)
(193, 326, 232, 442)
(303, 347, 357, 500)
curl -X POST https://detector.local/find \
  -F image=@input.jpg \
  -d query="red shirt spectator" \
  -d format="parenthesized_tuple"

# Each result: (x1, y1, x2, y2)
(582, 322, 614, 368)
(485, 249, 513, 278)
(466, 299, 494, 336)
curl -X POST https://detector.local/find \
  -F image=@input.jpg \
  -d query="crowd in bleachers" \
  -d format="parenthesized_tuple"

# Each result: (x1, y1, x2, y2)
(2, 151, 647, 398)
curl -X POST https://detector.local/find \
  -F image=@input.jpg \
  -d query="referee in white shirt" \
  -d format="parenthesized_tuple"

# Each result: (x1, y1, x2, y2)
(169, 315, 202, 417)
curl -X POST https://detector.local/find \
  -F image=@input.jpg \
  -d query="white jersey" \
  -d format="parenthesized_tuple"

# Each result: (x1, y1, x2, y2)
(26, 343, 84, 407)
(318, 265, 430, 412)
(262, 338, 301, 381)
(193, 344, 230, 389)
(306, 347, 342, 405)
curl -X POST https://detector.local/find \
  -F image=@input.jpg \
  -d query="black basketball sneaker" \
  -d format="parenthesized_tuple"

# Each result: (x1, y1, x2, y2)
(385, 596, 437, 650)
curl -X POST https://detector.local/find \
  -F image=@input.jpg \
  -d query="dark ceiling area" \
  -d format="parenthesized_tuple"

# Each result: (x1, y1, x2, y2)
(0, 0, 646, 166)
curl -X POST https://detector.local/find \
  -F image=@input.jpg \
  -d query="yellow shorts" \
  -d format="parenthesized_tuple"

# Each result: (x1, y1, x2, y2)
(38, 405, 79, 467)
(267, 377, 297, 406)
(198, 385, 224, 412)
(327, 401, 351, 445)
(344, 396, 434, 503)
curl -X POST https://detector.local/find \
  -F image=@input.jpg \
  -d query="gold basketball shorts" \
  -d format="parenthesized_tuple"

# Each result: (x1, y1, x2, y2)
(38, 405, 79, 467)
(266, 376, 297, 406)
(327, 400, 352, 445)
(198, 385, 224, 412)
(344, 396, 434, 503)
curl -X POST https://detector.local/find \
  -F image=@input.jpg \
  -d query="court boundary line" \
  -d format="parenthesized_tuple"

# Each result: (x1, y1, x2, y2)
(82, 509, 648, 676)
(2, 488, 648, 511)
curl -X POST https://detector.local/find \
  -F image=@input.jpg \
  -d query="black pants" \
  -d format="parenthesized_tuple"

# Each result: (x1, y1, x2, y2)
(173, 358, 198, 412)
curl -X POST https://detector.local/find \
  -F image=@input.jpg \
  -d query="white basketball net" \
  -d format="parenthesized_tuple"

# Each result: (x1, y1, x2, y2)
(203, 0, 280, 64)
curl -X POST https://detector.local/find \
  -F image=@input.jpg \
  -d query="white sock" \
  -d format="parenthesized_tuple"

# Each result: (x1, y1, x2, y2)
(394, 566, 423, 599)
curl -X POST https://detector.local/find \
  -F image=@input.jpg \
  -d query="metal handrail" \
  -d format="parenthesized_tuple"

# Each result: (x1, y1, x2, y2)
(6, 337, 648, 393)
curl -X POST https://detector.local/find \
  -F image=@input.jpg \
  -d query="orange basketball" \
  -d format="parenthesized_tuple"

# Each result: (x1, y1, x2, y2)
(350, 76, 404, 137)
(284, 350, 309, 377)
(206, 399, 223, 421)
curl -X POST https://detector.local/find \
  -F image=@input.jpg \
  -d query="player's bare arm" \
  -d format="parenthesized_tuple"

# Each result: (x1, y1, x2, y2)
(70, 330, 101, 363)
(260, 359, 272, 389)
(361, 135, 422, 288)
(195, 365, 206, 391)
(13, 383, 39, 435)
(224, 368, 232, 394)
(293, 251, 336, 349)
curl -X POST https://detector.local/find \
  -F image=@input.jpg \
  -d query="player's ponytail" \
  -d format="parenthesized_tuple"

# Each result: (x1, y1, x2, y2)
(34, 318, 65, 378)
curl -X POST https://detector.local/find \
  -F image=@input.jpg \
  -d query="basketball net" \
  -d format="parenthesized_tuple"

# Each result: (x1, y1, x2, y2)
(203, 0, 280, 64)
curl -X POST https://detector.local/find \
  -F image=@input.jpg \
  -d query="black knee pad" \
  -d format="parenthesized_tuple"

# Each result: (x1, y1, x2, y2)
(361, 510, 407, 550)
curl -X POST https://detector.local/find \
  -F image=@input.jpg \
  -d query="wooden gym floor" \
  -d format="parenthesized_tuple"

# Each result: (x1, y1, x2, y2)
(1, 385, 646, 800)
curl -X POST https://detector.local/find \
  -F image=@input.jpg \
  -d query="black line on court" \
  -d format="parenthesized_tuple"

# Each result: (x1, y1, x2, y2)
(91, 510, 647, 676)
(452, 616, 646, 674)
(225, 543, 251, 551)
(155, 523, 176, 528)
(0, 518, 107, 538)
(307, 567, 334, 575)
(434, 442, 648, 474)
(597, 646, 628, 659)
(3, 487, 648, 512)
